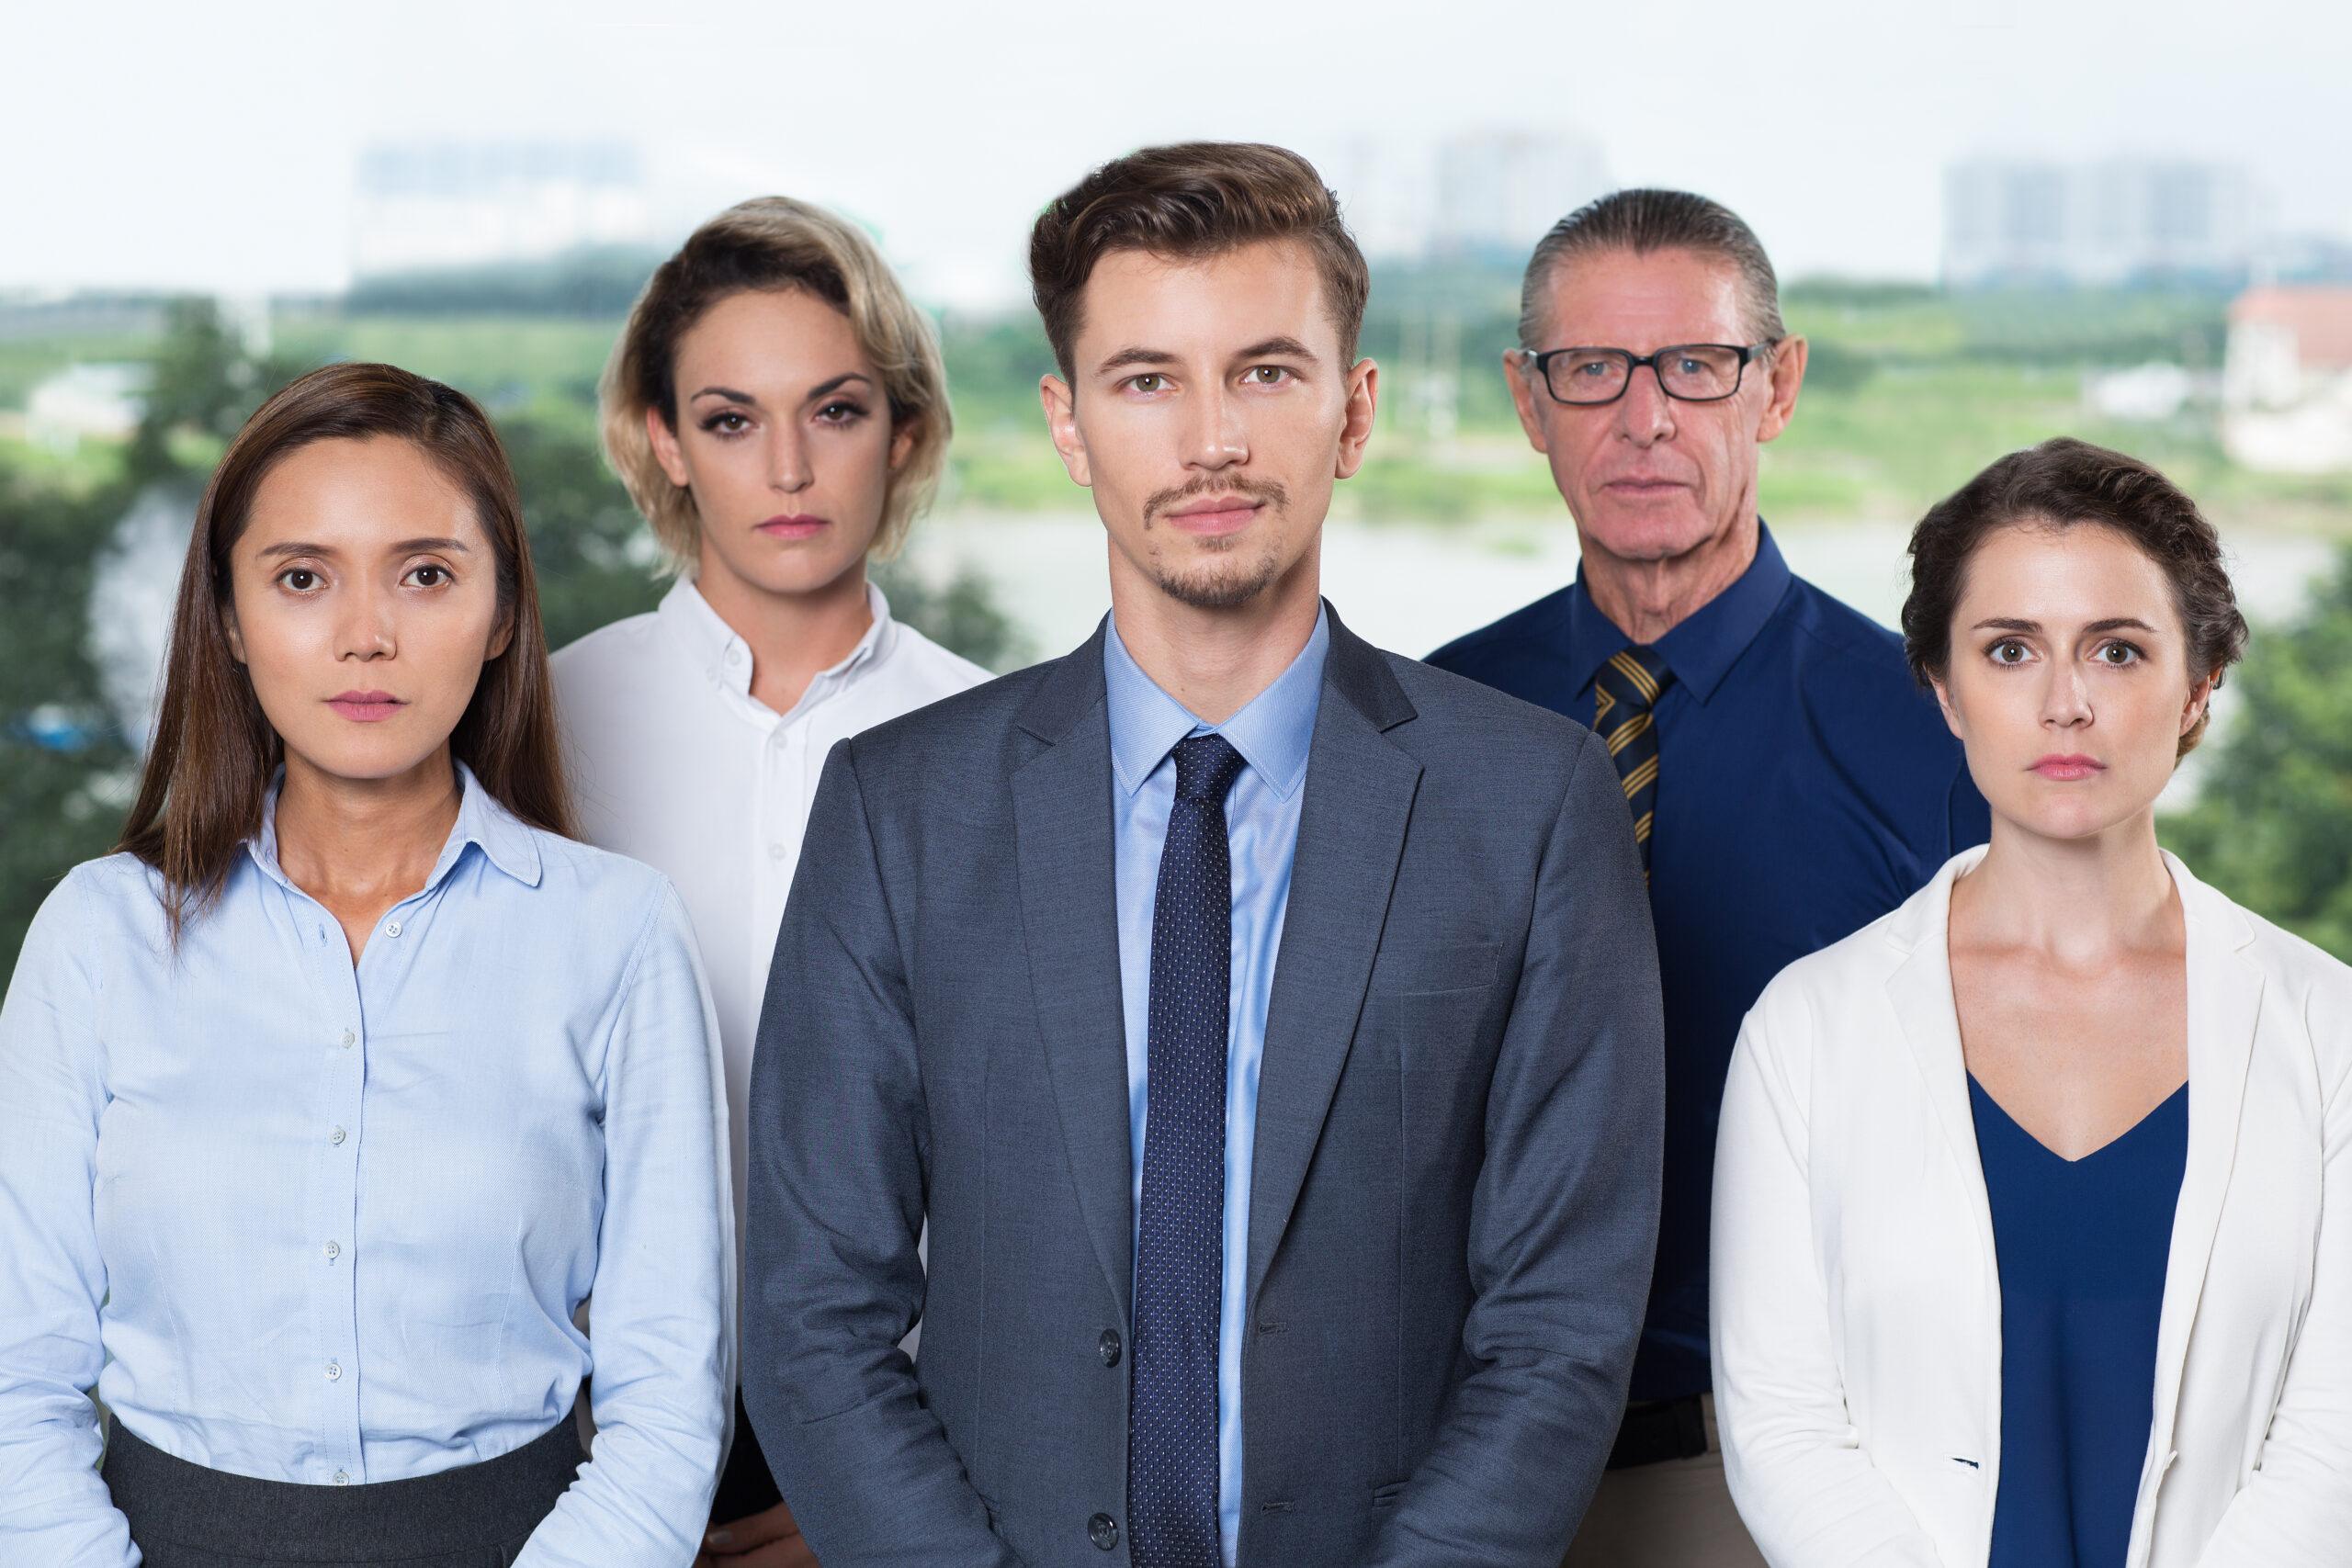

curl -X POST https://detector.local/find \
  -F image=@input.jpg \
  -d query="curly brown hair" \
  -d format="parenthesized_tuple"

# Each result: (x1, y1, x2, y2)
(1902, 436, 2248, 758)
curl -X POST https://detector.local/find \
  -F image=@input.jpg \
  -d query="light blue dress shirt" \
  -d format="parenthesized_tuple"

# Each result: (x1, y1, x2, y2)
(1104, 609, 1328, 1568)
(0, 764, 733, 1567)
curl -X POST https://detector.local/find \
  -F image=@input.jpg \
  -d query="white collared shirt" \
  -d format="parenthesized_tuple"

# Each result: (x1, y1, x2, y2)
(552, 579, 989, 1247)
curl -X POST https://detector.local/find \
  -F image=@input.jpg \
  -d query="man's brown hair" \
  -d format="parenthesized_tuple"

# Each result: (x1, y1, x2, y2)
(1028, 141, 1370, 380)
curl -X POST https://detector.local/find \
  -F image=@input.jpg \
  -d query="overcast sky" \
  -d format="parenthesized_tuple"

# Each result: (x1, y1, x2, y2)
(8, 0, 2346, 304)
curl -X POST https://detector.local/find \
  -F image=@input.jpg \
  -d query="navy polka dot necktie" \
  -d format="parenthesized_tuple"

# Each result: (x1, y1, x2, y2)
(1129, 732, 1246, 1568)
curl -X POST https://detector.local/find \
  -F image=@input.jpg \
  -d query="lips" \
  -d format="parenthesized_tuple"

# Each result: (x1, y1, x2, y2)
(756, 514, 830, 539)
(2031, 754, 2105, 781)
(1159, 498, 1263, 536)
(328, 692, 404, 723)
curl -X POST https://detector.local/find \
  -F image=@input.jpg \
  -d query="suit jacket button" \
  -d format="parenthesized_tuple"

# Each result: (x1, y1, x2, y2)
(1099, 1329, 1122, 1367)
(1089, 1512, 1120, 1550)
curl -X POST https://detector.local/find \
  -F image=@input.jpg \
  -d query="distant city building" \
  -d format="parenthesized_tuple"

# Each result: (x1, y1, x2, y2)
(1942, 158, 2259, 288)
(0, 292, 169, 344)
(2222, 285, 2352, 472)
(1433, 130, 1611, 258)
(2084, 362, 2200, 423)
(352, 141, 652, 276)
(1325, 129, 1609, 261)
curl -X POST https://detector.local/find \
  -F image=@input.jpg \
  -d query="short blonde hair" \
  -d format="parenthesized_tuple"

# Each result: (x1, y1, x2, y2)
(600, 197, 952, 573)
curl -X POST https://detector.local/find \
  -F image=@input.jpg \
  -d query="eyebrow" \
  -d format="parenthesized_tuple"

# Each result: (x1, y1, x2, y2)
(1092, 335, 1324, 378)
(804, 372, 874, 401)
(693, 373, 876, 408)
(256, 537, 471, 559)
(1969, 615, 2159, 635)
(1095, 347, 1179, 376)
(1235, 334, 1319, 364)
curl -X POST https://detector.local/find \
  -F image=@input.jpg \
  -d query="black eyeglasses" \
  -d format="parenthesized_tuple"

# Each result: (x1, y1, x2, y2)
(1520, 341, 1779, 405)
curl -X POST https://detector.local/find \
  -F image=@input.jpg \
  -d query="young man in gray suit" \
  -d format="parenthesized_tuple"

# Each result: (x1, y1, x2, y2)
(741, 141, 1665, 1568)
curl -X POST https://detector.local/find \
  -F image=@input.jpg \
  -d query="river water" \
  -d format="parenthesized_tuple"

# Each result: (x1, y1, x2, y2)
(902, 510, 2341, 808)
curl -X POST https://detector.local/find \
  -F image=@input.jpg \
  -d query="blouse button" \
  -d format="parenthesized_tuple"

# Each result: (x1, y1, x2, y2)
(767, 843, 787, 861)
(323, 1240, 341, 1261)
(330, 1126, 346, 1146)
(332, 1470, 350, 1485)
(324, 1359, 342, 1382)
(339, 1030, 356, 1049)
(384, 919, 402, 939)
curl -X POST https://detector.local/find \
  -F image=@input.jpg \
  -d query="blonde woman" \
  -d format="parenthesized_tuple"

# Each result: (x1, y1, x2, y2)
(551, 199, 988, 1567)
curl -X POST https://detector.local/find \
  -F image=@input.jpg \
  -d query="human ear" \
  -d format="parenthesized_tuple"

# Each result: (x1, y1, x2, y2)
(2180, 671, 2217, 736)
(1757, 336, 1808, 445)
(1929, 668, 1963, 743)
(1505, 350, 1550, 454)
(646, 405, 692, 490)
(1039, 375, 1091, 489)
(1334, 359, 1380, 479)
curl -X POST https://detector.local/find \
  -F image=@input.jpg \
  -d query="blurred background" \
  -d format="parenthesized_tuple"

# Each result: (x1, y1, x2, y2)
(6, 0, 2351, 971)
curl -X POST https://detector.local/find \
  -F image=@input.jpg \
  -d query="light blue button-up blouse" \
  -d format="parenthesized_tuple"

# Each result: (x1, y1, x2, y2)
(0, 764, 733, 1566)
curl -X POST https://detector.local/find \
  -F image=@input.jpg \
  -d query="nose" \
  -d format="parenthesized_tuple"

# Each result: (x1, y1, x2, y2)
(768, 426, 812, 493)
(1183, 383, 1249, 472)
(1612, 365, 1677, 446)
(2040, 660, 2094, 729)
(337, 581, 395, 662)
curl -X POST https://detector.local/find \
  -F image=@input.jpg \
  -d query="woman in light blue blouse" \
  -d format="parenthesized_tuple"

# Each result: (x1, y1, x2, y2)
(0, 363, 733, 1566)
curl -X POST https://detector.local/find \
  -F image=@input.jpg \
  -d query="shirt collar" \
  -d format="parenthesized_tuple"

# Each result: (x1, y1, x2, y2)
(657, 575, 897, 703)
(246, 759, 544, 894)
(1102, 605, 1329, 800)
(1561, 520, 1794, 705)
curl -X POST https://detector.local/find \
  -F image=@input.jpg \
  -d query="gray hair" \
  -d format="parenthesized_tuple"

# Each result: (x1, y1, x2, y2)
(1518, 188, 1786, 350)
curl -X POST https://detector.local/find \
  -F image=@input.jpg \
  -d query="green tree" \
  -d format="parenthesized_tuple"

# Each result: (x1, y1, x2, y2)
(0, 473, 140, 965)
(497, 417, 666, 649)
(2164, 547, 2352, 959)
(128, 299, 308, 481)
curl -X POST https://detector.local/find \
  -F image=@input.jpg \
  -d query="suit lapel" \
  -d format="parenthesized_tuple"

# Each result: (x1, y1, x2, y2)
(2146, 854, 2261, 1460)
(1012, 625, 1135, 1320)
(1246, 615, 1421, 1304)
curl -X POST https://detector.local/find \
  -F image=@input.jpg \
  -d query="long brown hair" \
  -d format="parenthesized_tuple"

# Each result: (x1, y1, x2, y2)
(119, 361, 574, 940)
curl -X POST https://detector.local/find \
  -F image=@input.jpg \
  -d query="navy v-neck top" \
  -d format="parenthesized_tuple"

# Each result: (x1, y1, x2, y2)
(1970, 1074, 2188, 1568)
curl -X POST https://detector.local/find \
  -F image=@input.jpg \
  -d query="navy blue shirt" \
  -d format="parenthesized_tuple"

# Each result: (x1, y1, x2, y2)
(1429, 524, 1990, 1399)
(1972, 1075, 2186, 1567)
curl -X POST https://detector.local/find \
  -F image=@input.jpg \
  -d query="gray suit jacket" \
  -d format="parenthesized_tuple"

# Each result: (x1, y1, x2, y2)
(743, 607, 1665, 1567)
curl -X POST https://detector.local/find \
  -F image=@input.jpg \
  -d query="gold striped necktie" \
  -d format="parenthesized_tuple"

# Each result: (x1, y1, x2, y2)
(1592, 646, 1675, 875)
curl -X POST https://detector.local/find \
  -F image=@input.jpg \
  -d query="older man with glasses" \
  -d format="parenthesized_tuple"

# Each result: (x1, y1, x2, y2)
(1430, 189, 1991, 1568)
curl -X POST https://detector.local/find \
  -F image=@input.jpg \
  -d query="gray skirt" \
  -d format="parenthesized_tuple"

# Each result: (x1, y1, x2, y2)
(101, 1419, 582, 1568)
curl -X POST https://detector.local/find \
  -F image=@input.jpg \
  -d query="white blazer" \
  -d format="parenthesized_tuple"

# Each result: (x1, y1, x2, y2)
(1711, 846, 2352, 1568)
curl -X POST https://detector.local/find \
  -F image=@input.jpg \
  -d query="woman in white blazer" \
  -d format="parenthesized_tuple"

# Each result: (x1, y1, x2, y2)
(1712, 437, 2352, 1568)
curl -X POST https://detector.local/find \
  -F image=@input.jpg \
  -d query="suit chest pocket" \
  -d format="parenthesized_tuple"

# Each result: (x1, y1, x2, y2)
(1362, 941, 1500, 1076)
(1367, 939, 1498, 998)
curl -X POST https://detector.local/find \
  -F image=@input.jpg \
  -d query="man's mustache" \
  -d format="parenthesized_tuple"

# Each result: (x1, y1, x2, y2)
(1143, 475, 1289, 523)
